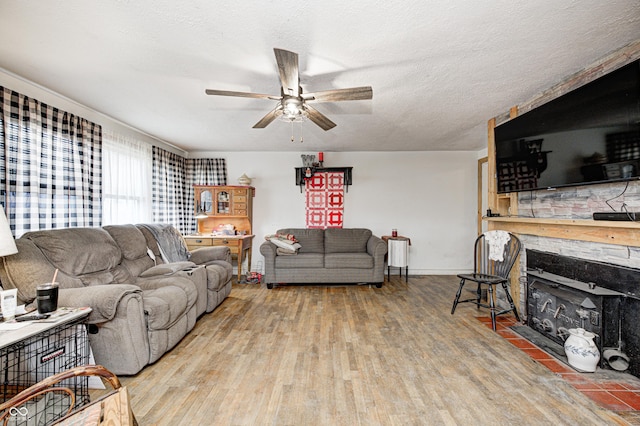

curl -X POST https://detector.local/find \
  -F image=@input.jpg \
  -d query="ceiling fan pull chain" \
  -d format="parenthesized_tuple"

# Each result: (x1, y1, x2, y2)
(291, 120, 295, 142)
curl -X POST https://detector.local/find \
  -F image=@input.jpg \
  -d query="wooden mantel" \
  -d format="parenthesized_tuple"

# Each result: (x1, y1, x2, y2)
(294, 167, 353, 192)
(488, 216, 640, 247)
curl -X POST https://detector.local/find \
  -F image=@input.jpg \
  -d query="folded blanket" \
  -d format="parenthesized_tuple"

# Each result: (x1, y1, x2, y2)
(276, 248, 297, 256)
(265, 233, 297, 243)
(270, 238, 302, 253)
(139, 224, 191, 263)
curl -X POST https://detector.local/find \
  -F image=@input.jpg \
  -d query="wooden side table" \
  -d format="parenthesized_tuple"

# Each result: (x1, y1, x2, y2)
(382, 236, 410, 282)
(184, 234, 254, 281)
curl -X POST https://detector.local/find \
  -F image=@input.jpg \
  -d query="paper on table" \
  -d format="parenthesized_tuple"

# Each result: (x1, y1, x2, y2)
(0, 321, 29, 331)
(37, 307, 78, 323)
(0, 305, 28, 322)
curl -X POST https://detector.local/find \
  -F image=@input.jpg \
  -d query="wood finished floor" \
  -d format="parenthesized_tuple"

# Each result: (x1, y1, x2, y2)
(116, 276, 630, 425)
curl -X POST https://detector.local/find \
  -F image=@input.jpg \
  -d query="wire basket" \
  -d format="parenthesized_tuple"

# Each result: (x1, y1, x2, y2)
(0, 317, 90, 425)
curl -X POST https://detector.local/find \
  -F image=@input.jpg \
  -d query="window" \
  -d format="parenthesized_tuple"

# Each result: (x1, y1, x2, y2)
(102, 130, 152, 225)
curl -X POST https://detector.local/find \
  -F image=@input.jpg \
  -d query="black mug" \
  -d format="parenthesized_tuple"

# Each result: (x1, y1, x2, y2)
(36, 283, 59, 314)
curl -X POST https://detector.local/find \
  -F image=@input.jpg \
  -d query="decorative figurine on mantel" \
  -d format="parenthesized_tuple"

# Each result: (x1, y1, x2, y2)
(301, 154, 315, 167)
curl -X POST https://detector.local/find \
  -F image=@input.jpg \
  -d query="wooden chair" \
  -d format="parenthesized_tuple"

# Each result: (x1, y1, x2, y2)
(0, 364, 136, 425)
(451, 231, 521, 331)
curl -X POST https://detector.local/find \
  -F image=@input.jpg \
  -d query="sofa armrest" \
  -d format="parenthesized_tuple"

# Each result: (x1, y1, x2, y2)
(367, 235, 388, 264)
(135, 275, 192, 292)
(367, 235, 387, 256)
(367, 235, 388, 284)
(260, 241, 277, 282)
(139, 261, 196, 277)
(57, 284, 142, 324)
(190, 246, 231, 265)
(260, 241, 277, 258)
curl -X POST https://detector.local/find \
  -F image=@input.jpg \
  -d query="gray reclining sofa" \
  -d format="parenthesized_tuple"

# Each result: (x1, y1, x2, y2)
(0, 224, 232, 375)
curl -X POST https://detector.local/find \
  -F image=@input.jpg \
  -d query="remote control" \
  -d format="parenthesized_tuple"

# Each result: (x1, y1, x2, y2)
(15, 314, 50, 322)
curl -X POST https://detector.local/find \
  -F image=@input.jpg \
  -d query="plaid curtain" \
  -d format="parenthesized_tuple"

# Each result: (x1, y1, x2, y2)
(0, 87, 102, 237)
(152, 147, 226, 234)
(152, 147, 189, 233)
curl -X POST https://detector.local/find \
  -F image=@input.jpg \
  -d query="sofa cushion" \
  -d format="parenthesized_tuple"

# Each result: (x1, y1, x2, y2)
(5, 239, 85, 302)
(104, 225, 148, 260)
(325, 228, 372, 254)
(325, 253, 374, 269)
(79, 270, 117, 287)
(277, 228, 324, 254)
(23, 228, 122, 277)
(275, 253, 324, 269)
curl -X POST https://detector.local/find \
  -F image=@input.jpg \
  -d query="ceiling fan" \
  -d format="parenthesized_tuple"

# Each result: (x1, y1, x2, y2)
(205, 48, 373, 131)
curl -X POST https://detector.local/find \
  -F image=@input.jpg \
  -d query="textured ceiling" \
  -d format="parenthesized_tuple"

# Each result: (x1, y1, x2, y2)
(0, 1, 638, 153)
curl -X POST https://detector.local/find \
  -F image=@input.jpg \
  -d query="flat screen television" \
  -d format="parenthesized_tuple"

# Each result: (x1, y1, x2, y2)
(494, 59, 640, 194)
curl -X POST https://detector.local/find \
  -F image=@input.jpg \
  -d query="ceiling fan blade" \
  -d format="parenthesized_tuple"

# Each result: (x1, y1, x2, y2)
(304, 105, 336, 131)
(302, 86, 373, 102)
(252, 108, 281, 128)
(205, 89, 280, 100)
(274, 48, 299, 97)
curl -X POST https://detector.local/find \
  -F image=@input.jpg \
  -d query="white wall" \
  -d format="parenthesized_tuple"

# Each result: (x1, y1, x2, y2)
(1, 68, 480, 275)
(198, 151, 479, 274)
(0, 69, 185, 156)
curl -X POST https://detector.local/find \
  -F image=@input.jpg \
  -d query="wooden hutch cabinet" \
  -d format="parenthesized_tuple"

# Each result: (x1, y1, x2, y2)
(184, 185, 255, 280)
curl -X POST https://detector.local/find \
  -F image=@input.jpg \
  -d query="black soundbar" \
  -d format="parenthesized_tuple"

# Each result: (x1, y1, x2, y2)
(593, 212, 640, 221)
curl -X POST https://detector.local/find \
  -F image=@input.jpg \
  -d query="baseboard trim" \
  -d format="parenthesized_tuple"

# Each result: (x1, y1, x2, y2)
(392, 269, 469, 276)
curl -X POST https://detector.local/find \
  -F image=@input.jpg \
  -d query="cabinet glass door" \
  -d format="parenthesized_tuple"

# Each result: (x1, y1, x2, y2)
(216, 190, 230, 214)
(200, 190, 213, 214)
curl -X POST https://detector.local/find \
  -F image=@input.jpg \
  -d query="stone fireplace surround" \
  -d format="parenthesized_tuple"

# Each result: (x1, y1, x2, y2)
(490, 181, 640, 379)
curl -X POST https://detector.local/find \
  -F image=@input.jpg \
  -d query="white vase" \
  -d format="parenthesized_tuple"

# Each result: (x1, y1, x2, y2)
(237, 174, 252, 185)
(564, 328, 600, 373)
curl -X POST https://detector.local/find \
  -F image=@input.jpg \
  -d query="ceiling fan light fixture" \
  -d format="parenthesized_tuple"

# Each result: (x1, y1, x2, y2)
(279, 97, 306, 123)
(280, 111, 305, 123)
(283, 97, 303, 117)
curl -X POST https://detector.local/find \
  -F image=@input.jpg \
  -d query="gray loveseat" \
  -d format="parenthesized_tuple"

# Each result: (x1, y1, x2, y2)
(260, 228, 387, 289)
(0, 224, 232, 375)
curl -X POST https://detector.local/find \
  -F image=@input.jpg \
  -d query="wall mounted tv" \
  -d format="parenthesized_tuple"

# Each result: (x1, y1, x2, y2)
(494, 59, 640, 194)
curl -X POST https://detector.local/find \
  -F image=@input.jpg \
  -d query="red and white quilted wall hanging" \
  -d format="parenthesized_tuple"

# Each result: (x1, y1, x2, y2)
(305, 171, 344, 228)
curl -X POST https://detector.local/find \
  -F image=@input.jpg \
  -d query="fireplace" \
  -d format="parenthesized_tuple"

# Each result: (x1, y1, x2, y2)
(527, 270, 624, 362)
(526, 250, 640, 377)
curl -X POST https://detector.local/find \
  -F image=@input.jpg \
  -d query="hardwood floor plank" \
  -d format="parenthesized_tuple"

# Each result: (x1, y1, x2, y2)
(113, 276, 633, 425)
